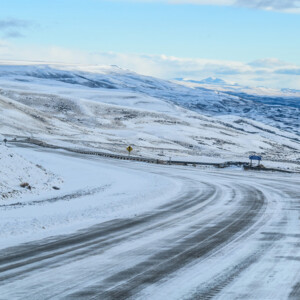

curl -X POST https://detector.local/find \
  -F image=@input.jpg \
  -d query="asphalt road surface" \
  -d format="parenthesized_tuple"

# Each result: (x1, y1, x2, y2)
(0, 149, 300, 299)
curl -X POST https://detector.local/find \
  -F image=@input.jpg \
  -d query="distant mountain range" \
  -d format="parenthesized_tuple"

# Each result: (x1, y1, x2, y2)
(174, 77, 229, 86)
(175, 77, 300, 98)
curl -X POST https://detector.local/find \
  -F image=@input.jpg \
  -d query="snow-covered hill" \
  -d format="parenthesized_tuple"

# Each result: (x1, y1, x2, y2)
(0, 62, 299, 163)
(0, 63, 299, 136)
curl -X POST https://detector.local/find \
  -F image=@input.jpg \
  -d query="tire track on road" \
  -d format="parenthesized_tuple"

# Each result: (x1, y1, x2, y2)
(0, 181, 217, 283)
(67, 187, 266, 300)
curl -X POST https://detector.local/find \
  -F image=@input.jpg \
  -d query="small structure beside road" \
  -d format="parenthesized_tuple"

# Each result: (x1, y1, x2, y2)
(249, 155, 262, 167)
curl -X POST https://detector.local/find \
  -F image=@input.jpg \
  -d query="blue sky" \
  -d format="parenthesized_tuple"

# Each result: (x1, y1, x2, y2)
(0, 0, 300, 88)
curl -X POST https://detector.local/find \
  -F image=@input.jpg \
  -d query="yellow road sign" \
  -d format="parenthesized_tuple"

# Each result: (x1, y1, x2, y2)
(127, 146, 133, 153)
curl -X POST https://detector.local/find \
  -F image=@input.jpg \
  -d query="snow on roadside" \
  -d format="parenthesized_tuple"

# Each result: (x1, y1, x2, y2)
(0, 142, 61, 199)
(0, 146, 183, 250)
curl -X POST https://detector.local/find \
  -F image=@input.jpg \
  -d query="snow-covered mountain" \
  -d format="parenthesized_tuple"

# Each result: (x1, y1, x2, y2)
(176, 77, 300, 99)
(175, 77, 229, 86)
(0, 62, 299, 162)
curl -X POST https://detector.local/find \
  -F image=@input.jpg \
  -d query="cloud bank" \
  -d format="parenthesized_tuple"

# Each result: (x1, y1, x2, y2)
(0, 41, 299, 89)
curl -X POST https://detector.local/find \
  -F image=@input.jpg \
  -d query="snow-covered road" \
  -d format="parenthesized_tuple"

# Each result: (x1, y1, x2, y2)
(0, 147, 300, 299)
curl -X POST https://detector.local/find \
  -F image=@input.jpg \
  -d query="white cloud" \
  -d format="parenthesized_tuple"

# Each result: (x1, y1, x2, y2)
(110, 0, 300, 13)
(0, 18, 31, 30)
(0, 42, 299, 89)
(236, 0, 300, 13)
(168, 0, 234, 4)
(110, 0, 234, 3)
(0, 18, 33, 39)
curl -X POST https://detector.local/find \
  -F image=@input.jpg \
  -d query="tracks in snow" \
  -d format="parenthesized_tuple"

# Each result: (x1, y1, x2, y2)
(0, 151, 299, 299)
(0, 175, 267, 299)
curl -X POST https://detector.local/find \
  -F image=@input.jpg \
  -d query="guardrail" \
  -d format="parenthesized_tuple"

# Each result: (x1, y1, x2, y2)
(8, 138, 298, 173)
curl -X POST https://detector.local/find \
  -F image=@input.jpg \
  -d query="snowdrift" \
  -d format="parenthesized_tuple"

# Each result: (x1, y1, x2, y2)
(0, 143, 60, 199)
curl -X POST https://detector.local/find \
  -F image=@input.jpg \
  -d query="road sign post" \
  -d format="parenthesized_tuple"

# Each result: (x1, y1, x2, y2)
(127, 145, 133, 156)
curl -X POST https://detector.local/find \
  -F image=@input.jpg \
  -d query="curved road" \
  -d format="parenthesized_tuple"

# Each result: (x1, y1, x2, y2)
(0, 150, 300, 299)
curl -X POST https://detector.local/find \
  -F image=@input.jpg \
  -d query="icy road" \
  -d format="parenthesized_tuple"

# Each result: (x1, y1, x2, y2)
(0, 147, 300, 299)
